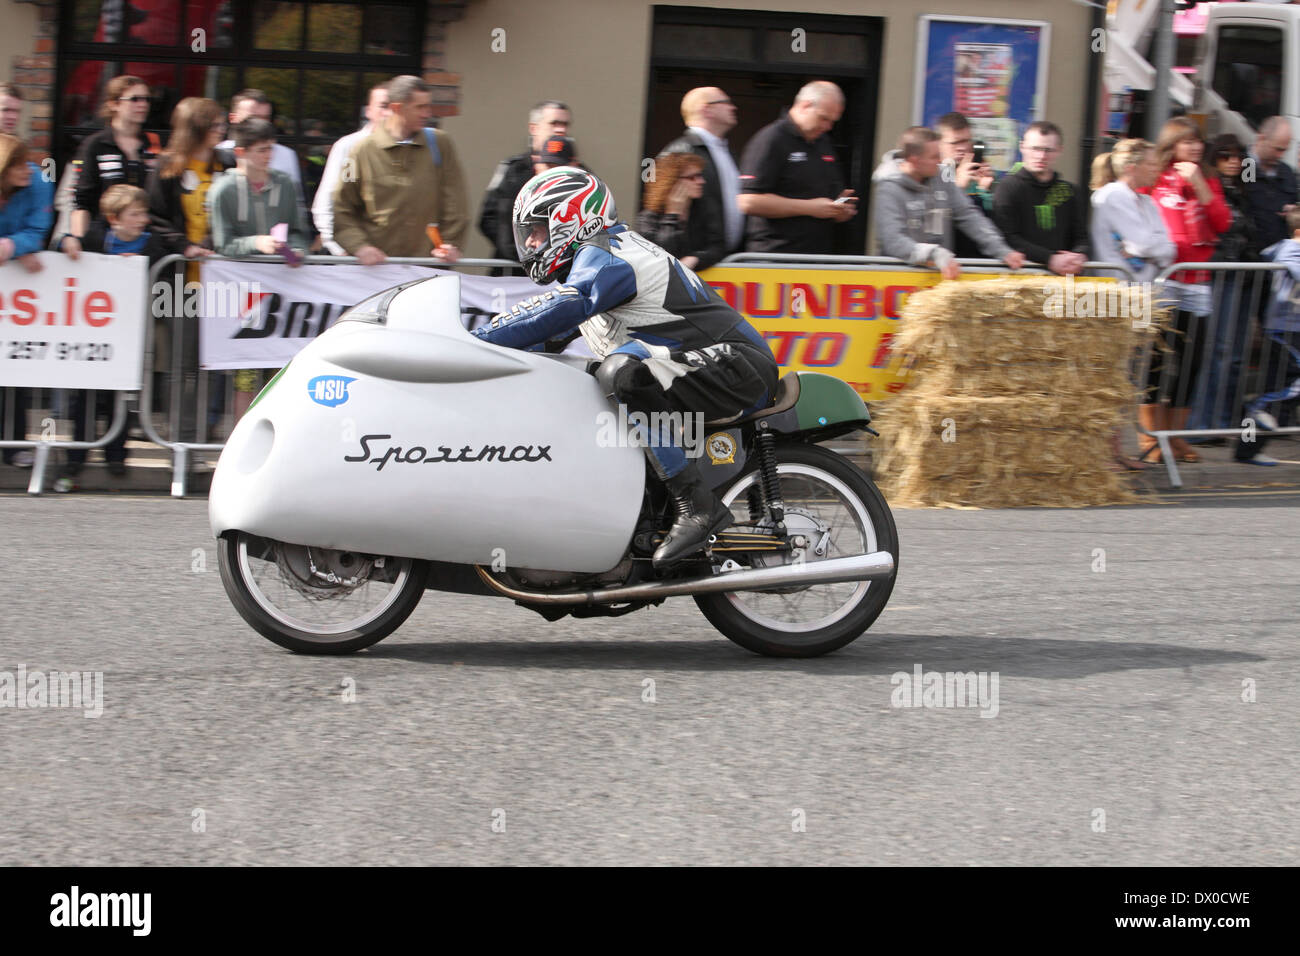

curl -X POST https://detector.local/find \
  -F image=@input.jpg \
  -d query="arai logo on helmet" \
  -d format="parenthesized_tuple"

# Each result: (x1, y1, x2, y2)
(576, 218, 605, 240)
(307, 375, 356, 407)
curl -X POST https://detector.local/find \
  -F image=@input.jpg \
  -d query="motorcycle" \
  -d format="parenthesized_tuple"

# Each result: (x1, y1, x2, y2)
(210, 273, 898, 658)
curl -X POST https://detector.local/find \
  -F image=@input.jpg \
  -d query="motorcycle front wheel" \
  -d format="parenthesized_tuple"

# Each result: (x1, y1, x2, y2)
(218, 531, 427, 654)
(695, 442, 899, 658)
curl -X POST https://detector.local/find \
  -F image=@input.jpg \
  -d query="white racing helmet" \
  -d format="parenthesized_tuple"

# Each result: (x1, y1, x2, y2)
(512, 166, 618, 283)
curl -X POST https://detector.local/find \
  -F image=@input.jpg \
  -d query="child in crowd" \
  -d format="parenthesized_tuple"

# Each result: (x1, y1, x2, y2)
(207, 117, 307, 422)
(59, 184, 164, 490)
(82, 183, 164, 257)
(1235, 208, 1300, 466)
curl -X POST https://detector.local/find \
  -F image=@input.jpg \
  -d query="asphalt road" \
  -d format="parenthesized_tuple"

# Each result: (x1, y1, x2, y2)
(1, 494, 1296, 866)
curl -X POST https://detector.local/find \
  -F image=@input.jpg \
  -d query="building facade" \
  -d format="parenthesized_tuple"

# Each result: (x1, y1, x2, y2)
(2, 0, 1097, 257)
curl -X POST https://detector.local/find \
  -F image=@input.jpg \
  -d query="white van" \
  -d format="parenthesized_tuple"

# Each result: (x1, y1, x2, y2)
(1198, 3, 1300, 165)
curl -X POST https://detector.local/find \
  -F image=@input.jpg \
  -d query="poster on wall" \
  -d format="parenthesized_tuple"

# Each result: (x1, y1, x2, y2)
(914, 16, 1050, 172)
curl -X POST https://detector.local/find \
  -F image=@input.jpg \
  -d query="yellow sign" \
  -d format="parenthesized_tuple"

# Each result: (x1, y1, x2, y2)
(698, 266, 1009, 401)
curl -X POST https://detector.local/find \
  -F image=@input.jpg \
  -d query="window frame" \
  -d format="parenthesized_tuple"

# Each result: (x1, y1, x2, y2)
(56, 0, 425, 166)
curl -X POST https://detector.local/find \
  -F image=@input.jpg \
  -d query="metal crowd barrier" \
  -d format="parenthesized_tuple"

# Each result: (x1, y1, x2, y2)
(142, 253, 520, 497)
(717, 252, 1140, 281)
(0, 387, 130, 494)
(1139, 260, 1300, 488)
(8, 252, 1163, 497)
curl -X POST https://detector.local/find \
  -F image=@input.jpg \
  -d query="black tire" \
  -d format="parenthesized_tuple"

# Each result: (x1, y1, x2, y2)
(694, 442, 898, 657)
(218, 531, 427, 654)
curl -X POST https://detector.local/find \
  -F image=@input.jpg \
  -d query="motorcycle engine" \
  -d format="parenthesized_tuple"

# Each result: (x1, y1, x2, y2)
(509, 560, 634, 591)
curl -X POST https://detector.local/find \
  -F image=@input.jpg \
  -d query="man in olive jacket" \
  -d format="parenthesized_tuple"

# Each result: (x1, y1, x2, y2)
(333, 75, 467, 264)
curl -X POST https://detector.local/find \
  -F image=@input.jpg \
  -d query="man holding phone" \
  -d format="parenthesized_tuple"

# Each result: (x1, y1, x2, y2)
(936, 112, 998, 259)
(737, 80, 857, 254)
(873, 126, 1023, 279)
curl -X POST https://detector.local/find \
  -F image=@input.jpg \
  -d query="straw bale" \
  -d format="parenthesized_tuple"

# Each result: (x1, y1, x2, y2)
(874, 277, 1167, 508)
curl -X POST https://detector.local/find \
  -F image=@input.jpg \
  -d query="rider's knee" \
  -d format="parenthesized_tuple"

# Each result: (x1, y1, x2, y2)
(594, 352, 640, 399)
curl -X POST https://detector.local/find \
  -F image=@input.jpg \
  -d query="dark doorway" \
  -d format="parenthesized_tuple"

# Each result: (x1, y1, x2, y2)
(643, 6, 883, 255)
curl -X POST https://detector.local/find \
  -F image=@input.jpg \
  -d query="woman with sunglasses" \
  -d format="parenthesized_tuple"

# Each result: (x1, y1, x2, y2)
(636, 151, 726, 271)
(58, 75, 157, 259)
(1190, 134, 1259, 432)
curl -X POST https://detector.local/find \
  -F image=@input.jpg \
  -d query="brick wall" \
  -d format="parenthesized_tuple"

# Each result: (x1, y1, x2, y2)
(10, 0, 56, 160)
(425, 0, 467, 119)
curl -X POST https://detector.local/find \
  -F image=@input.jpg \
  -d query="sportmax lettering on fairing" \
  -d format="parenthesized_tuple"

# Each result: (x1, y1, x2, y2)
(344, 434, 553, 470)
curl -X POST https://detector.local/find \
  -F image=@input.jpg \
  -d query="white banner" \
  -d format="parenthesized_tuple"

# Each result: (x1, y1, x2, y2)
(0, 252, 147, 389)
(198, 260, 551, 369)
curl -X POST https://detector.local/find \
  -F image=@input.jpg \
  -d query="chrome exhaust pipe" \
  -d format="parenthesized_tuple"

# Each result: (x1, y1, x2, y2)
(476, 551, 895, 606)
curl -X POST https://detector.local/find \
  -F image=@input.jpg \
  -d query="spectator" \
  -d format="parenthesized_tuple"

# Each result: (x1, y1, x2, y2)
(1089, 140, 1174, 282)
(1235, 207, 1300, 465)
(58, 75, 157, 260)
(59, 185, 165, 488)
(479, 99, 570, 264)
(1142, 116, 1230, 463)
(0, 82, 21, 136)
(209, 117, 308, 423)
(312, 82, 390, 256)
(873, 126, 1023, 279)
(737, 80, 856, 254)
(0, 134, 50, 271)
(83, 184, 164, 258)
(935, 112, 997, 259)
(208, 118, 308, 261)
(146, 97, 233, 443)
(146, 96, 232, 259)
(636, 151, 725, 271)
(1191, 134, 1259, 432)
(217, 89, 306, 215)
(0, 133, 52, 468)
(660, 86, 743, 255)
(333, 75, 466, 265)
(1090, 138, 1177, 470)
(1242, 116, 1297, 253)
(532, 135, 579, 174)
(992, 121, 1089, 275)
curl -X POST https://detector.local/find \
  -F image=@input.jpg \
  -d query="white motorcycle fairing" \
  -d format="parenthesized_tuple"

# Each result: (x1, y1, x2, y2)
(208, 274, 646, 573)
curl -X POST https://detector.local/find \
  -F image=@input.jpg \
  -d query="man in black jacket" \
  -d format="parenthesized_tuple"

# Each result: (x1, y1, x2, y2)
(737, 81, 857, 254)
(659, 86, 744, 258)
(478, 100, 571, 267)
(992, 121, 1088, 275)
(1244, 116, 1298, 252)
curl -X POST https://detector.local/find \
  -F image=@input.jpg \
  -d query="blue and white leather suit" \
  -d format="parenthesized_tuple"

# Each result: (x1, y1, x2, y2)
(473, 224, 778, 479)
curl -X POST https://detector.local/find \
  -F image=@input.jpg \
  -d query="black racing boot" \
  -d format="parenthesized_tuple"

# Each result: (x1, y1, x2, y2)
(653, 465, 733, 568)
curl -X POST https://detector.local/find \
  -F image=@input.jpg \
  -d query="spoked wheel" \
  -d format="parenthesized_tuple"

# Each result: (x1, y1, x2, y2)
(218, 531, 427, 654)
(694, 442, 898, 657)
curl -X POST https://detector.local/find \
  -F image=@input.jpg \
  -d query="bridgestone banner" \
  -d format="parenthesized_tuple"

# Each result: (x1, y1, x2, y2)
(197, 261, 547, 370)
(0, 252, 148, 389)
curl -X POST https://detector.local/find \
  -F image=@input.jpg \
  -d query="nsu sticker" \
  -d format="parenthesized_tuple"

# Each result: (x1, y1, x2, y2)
(307, 375, 356, 407)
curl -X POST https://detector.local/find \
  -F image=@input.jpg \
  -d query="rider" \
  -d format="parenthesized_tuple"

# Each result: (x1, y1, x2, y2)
(472, 166, 779, 567)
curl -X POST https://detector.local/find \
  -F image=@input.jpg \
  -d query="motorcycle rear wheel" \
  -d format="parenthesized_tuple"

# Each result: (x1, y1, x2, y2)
(218, 531, 427, 654)
(694, 442, 898, 658)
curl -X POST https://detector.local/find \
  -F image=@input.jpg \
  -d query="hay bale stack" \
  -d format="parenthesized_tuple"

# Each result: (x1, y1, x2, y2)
(874, 277, 1164, 508)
